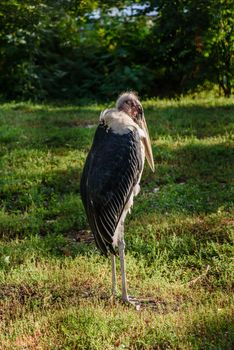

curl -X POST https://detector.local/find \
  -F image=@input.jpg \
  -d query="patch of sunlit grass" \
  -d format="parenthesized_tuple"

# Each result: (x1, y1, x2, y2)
(0, 94, 233, 349)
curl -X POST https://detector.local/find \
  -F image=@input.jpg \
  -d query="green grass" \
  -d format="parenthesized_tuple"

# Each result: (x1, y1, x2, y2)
(0, 94, 233, 349)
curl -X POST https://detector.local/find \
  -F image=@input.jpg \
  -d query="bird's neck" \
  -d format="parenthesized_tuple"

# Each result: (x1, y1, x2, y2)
(100, 109, 142, 136)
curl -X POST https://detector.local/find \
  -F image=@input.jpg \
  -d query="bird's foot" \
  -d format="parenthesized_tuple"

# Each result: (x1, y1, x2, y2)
(122, 296, 162, 311)
(122, 295, 141, 310)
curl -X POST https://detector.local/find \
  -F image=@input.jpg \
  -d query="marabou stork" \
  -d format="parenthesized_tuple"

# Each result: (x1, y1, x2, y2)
(80, 92, 154, 303)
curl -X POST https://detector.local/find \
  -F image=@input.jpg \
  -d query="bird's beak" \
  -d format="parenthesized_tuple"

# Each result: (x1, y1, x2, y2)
(140, 114, 155, 172)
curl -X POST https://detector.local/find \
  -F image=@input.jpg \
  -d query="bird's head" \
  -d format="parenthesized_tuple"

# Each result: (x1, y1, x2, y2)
(116, 92, 155, 172)
(116, 91, 143, 123)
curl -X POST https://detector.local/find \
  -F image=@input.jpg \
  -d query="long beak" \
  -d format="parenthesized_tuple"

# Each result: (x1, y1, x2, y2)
(141, 114, 155, 172)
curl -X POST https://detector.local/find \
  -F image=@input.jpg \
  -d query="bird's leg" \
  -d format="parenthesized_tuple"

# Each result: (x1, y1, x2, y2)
(111, 254, 117, 297)
(118, 222, 141, 309)
(118, 226, 129, 302)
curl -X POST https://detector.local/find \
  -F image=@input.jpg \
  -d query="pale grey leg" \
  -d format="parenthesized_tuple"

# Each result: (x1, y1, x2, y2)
(117, 223, 141, 308)
(118, 223, 129, 302)
(111, 254, 117, 296)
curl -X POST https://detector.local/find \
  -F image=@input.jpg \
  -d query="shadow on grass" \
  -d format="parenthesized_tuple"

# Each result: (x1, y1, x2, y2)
(187, 311, 234, 350)
(0, 102, 233, 260)
(137, 140, 234, 217)
(1, 103, 233, 152)
(147, 103, 234, 138)
(0, 141, 233, 244)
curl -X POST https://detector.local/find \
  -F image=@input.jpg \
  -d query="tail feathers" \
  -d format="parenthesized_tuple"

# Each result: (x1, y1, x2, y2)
(93, 231, 108, 256)
(93, 213, 116, 255)
(94, 229, 116, 256)
(91, 218, 116, 256)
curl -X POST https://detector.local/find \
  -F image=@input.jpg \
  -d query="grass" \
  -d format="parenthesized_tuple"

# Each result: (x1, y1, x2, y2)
(0, 94, 233, 349)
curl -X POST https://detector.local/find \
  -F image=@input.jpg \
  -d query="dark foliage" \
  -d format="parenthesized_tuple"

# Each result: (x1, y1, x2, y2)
(0, 0, 233, 100)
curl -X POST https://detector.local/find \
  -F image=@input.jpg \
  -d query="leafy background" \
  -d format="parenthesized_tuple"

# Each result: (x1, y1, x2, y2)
(0, 0, 233, 101)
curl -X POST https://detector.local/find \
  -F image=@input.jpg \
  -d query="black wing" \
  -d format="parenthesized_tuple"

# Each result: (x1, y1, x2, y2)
(80, 124, 143, 255)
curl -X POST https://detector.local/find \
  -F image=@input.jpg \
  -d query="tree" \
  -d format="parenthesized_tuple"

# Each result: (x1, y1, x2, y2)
(0, 0, 232, 100)
(203, 0, 233, 96)
(148, 0, 233, 96)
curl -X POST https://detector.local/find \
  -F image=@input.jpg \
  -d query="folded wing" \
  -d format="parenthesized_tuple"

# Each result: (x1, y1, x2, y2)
(80, 124, 143, 255)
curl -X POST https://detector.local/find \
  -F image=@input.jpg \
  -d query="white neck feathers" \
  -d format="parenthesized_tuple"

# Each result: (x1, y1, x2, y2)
(100, 109, 145, 138)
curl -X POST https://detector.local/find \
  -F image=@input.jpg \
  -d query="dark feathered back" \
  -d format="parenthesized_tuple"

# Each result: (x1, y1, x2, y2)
(80, 123, 142, 255)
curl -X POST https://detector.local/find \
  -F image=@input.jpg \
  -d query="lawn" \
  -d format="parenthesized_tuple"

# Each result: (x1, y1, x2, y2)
(0, 94, 233, 349)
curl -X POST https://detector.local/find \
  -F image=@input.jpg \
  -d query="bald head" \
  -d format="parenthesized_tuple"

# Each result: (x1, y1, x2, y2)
(116, 92, 143, 122)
